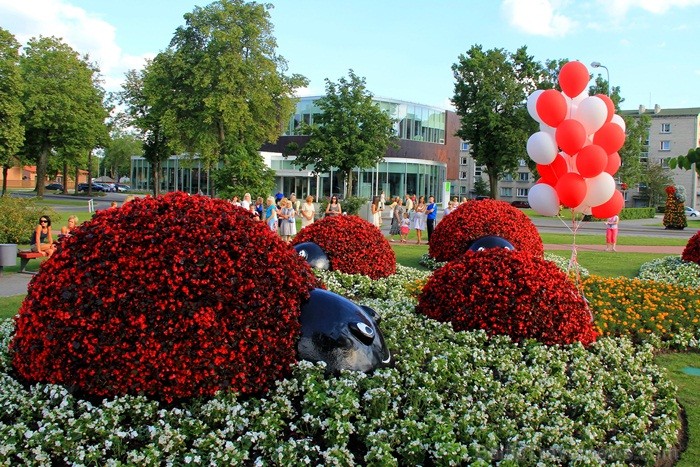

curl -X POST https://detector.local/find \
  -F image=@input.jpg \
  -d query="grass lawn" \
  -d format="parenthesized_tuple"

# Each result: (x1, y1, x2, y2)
(540, 232, 688, 246)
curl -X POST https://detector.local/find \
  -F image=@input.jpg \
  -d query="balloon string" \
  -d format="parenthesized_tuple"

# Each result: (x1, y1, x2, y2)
(558, 209, 594, 323)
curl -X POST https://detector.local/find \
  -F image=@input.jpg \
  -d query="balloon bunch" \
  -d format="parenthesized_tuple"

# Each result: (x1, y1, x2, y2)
(526, 61, 626, 219)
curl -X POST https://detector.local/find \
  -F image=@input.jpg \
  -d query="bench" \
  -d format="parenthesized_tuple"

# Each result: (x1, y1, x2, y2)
(17, 251, 44, 274)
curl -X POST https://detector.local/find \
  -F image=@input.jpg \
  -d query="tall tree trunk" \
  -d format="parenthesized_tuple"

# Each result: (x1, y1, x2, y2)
(35, 143, 50, 197)
(1, 165, 8, 196)
(488, 170, 499, 200)
(153, 160, 161, 197)
(62, 160, 69, 194)
(74, 166, 80, 194)
(87, 149, 93, 197)
(345, 170, 352, 199)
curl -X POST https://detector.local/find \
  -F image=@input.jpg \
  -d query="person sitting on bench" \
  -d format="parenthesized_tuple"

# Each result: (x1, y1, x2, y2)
(31, 216, 56, 258)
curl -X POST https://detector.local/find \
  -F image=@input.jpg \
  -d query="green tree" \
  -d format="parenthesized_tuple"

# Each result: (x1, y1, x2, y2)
(0, 28, 24, 196)
(292, 70, 397, 198)
(154, 0, 306, 195)
(473, 176, 489, 197)
(20, 36, 109, 197)
(213, 146, 275, 198)
(641, 161, 674, 208)
(452, 45, 542, 198)
(103, 132, 142, 181)
(668, 147, 700, 176)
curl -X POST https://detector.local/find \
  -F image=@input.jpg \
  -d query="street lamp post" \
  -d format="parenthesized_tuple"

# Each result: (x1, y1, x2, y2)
(590, 61, 610, 95)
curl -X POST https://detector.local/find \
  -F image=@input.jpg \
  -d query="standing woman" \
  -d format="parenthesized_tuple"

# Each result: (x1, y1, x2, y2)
(31, 216, 56, 257)
(325, 196, 342, 217)
(279, 198, 296, 243)
(300, 195, 316, 229)
(264, 196, 278, 233)
(605, 214, 619, 252)
(413, 196, 427, 245)
(370, 196, 381, 228)
(389, 197, 404, 242)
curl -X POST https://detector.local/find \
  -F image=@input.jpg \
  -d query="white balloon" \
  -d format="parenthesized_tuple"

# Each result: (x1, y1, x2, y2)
(528, 183, 560, 216)
(611, 113, 626, 132)
(539, 122, 556, 136)
(526, 131, 558, 165)
(580, 172, 615, 208)
(527, 90, 544, 123)
(574, 96, 608, 135)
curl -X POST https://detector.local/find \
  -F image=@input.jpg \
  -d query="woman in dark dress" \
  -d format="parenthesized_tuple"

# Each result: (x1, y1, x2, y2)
(389, 197, 404, 242)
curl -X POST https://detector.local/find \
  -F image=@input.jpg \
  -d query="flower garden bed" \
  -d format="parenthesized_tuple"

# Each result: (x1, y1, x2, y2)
(2, 252, 697, 464)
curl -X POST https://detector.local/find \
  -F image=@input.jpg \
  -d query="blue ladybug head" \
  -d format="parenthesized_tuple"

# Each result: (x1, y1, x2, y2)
(294, 242, 330, 270)
(298, 289, 391, 373)
(468, 235, 515, 252)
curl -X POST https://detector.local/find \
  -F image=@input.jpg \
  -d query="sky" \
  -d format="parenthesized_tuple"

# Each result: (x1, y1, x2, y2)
(1, 0, 699, 112)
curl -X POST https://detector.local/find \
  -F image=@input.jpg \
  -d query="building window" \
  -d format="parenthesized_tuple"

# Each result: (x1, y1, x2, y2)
(502, 174, 513, 182)
(516, 188, 528, 198)
(474, 166, 483, 178)
(459, 171, 468, 180)
(660, 123, 671, 133)
(460, 185, 467, 193)
(660, 140, 671, 151)
(661, 158, 670, 168)
(460, 157, 468, 166)
(518, 172, 529, 182)
(500, 187, 512, 197)
(460, 141, 469, 151)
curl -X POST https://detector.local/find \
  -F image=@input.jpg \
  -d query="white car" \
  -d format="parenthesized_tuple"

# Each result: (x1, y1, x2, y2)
(685, 206, 700, 217)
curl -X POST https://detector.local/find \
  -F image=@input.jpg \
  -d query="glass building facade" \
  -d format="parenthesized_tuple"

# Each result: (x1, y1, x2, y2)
(130, 156, 212, 195)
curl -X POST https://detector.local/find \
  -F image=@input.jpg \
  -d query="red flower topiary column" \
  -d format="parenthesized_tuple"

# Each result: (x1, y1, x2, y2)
(292, 215, 396, 279)
(10, 192, 318, 402)
(417, 249, 597, 345)
(429, 199, 544, 262)
(682, 230, 700, 265)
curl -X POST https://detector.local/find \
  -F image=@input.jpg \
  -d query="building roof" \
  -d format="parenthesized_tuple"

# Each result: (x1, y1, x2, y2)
(620, 107, 700, 117)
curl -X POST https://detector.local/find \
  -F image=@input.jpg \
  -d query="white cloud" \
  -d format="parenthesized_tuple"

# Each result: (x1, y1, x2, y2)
(501, 0, 576, 37)
(599, 0, 700, 17)
(0, 0, 149, 91)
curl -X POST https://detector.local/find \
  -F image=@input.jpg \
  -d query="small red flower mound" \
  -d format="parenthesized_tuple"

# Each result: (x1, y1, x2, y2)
(681, 230, 700, 265)
(416, 249, 597, 345)
(292, 215, 396, 279)
(429, 199, 544, 262)
(10, 192, 318, 402)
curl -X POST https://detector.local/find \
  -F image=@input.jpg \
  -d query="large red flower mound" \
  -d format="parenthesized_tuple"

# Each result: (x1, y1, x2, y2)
(429, 199, 544, 262)
(681, 230, 700, 265)
(292, 215, 396, 279)
(416, 249, 597, 345)
(9, 192, 318, 402)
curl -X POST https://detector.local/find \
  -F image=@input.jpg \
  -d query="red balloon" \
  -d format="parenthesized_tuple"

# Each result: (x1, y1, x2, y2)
(596, 94, 614, 123)
(556, 172, 587, 208)
(591, 190, 624, 218)
(536, 89, 568, 127)
(593, 122, 626, 155)
(575, 144, 607, 178)
(559, 61, 590, 98)
(556, 119, 587, 155)
(604, 152, 621, 175)
(537, 153, 569, 186)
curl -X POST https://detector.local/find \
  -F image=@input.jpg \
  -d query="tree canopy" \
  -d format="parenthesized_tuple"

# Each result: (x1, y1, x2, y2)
(20, 36, 109, 197)
(0, 28, 24, 195)
(292, 70, 396, 198)
(452, 45, 543, 198)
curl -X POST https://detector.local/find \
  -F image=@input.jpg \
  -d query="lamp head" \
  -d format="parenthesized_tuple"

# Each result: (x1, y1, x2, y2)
(590, 61, 601, 68)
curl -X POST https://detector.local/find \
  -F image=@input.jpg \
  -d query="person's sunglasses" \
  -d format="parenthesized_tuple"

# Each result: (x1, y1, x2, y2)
(40, 220, 48, 224)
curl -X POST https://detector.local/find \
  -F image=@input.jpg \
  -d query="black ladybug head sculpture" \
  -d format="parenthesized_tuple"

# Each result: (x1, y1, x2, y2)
(294, 242, 330, 271)
(298, 289, 391, 373)
(468, 235, 515, 252)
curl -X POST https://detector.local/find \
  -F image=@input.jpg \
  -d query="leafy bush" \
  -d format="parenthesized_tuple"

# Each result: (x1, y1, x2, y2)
(10, 192, 318, 402)
(662, 185, 687, 230)
(638, 255, 700, 288)
(428, 199, 544, 262)
(417, 249, 597, 345)
(292, 214, 396, 279)
(681, 230, 700, 265)
(588, 207, 656, 221)
(583, 275, 700, 349)
(313, 264, 430, 301)
(0, 196, 55, 244)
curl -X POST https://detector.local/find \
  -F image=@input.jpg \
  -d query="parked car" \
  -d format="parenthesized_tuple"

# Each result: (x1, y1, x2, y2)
(116, 183, 130, 192)
(685, 206, 700, 217)
(511, 200, 530, 208)
(77, 183, 107, 192)
(45, 183, 64, 191)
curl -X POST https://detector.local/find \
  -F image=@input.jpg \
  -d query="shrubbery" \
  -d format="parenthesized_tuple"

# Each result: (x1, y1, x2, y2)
(681, 230, 700, 265)
(0, 196, 55, 244)
(417, 249, 597, 345)
(10, 192, 318, 402)
(293, 214, 396, 279)
(429, 199, 544, 262)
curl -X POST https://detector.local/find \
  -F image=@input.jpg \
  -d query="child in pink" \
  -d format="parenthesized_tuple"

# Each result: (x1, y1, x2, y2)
(400, 213, 411, 243)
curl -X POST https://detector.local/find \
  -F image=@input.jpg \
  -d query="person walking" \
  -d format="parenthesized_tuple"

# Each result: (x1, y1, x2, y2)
(426, 195, 437, 242)
(389, 197, 404, 242)
(605, 214, 619, 252)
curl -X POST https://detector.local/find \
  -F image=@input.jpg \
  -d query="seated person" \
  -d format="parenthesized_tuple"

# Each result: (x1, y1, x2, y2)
(31, 216, 56, 257)
(60, 215, 78, 238)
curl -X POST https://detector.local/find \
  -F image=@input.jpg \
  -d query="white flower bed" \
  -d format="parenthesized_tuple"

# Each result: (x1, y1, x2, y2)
(638, 255, 700, 288)
(0, 267, 682, 465)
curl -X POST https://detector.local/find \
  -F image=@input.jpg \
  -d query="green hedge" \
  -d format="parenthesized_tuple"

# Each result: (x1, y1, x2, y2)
(586, 207, 655, 222)
(0, 196, 56, 244)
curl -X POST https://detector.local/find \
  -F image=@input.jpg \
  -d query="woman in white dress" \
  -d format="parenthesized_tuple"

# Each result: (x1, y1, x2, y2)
(300, 195, 316, 228)
(370, 196, 381, 228)
(413, 196, 427, 245)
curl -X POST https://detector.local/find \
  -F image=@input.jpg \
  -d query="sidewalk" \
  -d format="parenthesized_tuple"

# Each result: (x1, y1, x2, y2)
(544, 244, 684, 254)
(0, 272, 33, 298)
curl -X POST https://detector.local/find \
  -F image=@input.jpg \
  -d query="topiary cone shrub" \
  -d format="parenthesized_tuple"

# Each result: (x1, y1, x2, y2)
(428, 199, 544, 262)
(10, 192, 318, 402)
(416, 249, 597, 345)
(292, 215, 396, 279)
(681, 230, 700, 265)
(662, 185, 687, 230)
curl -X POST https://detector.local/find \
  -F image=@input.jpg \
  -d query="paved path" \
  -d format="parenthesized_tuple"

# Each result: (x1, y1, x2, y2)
(0, 272, 33, 298)
(544, 244, 685, 254)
